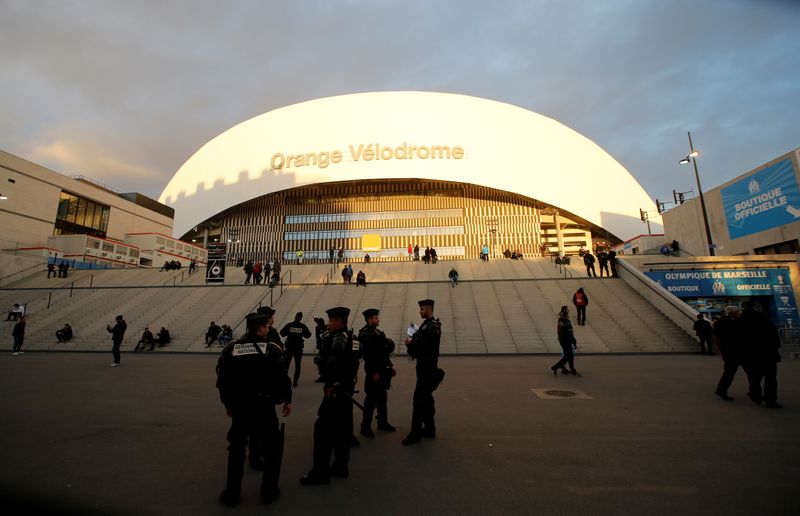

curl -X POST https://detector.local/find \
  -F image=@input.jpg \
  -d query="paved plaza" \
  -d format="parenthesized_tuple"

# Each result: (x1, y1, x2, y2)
(1, 352, 798, 515)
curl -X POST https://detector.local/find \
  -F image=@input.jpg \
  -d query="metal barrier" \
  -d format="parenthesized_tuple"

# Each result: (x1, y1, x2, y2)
(778, 325, 800, 358)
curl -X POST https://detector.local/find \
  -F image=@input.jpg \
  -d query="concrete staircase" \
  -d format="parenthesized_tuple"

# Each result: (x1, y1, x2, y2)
(0, 258, 697, 355)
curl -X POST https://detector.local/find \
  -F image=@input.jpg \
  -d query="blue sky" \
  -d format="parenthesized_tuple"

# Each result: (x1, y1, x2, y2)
(1, 0, 798, 213)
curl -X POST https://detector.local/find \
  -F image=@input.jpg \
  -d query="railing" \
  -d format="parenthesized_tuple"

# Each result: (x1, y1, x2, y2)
(163, 271, 186, 286)
(230, 269, 294, 336)
(551, 254, 574, 278)
(45, 274, 94, 308)
(0, 261, 49, 286)
(777, 325, 800, 358)
(615, 258, 698, 338)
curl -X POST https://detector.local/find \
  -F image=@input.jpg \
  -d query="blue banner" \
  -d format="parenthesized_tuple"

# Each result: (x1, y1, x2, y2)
(721, 158, 800, 239)
(646, 268, 798, 324)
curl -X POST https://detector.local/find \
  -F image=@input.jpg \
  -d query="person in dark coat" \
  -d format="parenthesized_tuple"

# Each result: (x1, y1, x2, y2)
(358, 308, 396, 438)
(206, 322, 222, 347)
(313, 317, 327, 382)
(551, 306, 580, 376)
(583, 252, 596, 278)
(56, 323, 73, 343)
(608, 249, 618, 277)
(739, 301, 782, 408)
(713, 306, 741, 401)
(12, 315, 26, 355)
(402, 299, 442, 446)
(597, 251, 610, 277)
(156, 327, 170, 347)
(280, 312, 312, 387)
(300, 307, 360, 485)
(47, 262, 56, 279)
(572, 287, 589, 326)
(106, 315, 127, 367)
(216, 308, 292, 507)
(693, 313, 714, 355)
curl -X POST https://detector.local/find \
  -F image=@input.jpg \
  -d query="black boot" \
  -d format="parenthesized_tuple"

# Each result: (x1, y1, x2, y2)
(377, 422, 396, 432)
(360, 425, 375, 438)
(218, 489, 240, 507)
(402, 432, 422, 446)
(299, 471, 330, 485)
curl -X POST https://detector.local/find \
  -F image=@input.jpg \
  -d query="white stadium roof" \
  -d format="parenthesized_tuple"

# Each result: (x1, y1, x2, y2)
(160, 91, 661, 239)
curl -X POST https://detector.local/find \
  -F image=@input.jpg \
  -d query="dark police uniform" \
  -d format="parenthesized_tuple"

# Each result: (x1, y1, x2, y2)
(216, 311, 291, 507)
(358, 308, 396, 437)
(280, 315, 312, 386)
(739, 304, 782, 407)
(713, 309, 741, 400)
(403, 299, 442, 445)
(301, 307, 360, 485)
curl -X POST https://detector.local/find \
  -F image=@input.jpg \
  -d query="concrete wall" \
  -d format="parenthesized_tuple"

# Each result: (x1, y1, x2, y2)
(0, 150, 173, 248)
(663, 148, 800, 256)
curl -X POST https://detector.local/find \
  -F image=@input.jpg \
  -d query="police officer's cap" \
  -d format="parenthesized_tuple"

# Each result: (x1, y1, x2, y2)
(257, 306, 276, 317)
(326, 306, 350, 320)
(246, 312, 269, 327)
(363, 308, 380, 319)
(418, 299, 435, 308)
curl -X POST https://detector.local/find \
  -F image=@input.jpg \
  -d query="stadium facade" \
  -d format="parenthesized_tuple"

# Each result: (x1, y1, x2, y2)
(160, 92, 661, 262)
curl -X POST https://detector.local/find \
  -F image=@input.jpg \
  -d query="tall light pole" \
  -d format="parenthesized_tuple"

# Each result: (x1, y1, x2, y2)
(679, 131, 715, 256)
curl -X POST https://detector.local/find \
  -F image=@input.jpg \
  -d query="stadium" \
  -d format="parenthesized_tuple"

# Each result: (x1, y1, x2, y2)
(159, 92, 662, 263)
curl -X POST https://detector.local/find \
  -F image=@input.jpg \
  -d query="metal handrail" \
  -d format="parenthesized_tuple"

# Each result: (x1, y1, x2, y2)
(230, 269, 293, 335)
(0, 261, 48, 285)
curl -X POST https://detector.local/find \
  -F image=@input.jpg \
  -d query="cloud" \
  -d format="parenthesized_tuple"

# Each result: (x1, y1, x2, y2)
(29, 136, 162, 193)
(0, 0, 798, 209)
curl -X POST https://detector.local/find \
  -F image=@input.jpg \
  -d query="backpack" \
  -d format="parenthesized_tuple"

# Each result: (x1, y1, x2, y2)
(574, 292, 586, 307)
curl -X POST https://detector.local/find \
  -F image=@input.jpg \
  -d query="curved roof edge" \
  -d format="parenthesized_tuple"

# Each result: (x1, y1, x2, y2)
(160, 91, 662, 238)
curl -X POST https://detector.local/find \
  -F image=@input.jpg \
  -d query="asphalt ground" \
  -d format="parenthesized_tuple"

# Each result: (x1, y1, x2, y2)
(0, 352, 798, 516)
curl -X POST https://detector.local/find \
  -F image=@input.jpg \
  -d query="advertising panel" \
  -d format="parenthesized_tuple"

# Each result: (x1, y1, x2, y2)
(206, 242, 227, 283)
(721, 158, 800, 239)
(645, 268, 798, 324)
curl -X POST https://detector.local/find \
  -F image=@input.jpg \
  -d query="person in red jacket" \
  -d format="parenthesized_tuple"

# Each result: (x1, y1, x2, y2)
(572, 287, 589, 326)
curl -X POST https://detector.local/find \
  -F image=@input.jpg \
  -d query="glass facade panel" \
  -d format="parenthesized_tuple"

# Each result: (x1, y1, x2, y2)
(84, 203, 96, 229)
(285, 208, 463, 225)
(54, 191, 110, 238)
(285, 226, 464, 241)
(75, 198, 87, 227)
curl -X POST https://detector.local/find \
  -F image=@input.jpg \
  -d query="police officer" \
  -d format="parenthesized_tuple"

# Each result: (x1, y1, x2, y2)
(300, 306, 360, 485)
(358, 308, 396, 438)
(313, 316, 327, 382)
(216, 308, 292, 507)
(739, 301, 782, 408)
(280, 312, 312, 386)
(402, 299, 443, 446)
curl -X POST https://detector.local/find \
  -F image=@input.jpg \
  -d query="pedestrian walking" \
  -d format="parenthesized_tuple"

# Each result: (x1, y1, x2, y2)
(551, 306, 580, 376)
(713, 306, 741, 401)
(280, 312, 312, 386)
(739, 301, 782, 408)
(572, 287, 588, 326)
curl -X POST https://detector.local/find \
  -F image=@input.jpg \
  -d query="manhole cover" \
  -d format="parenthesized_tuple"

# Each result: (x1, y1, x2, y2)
(531, 388, 593, 400)
(544, 389, 576, 397)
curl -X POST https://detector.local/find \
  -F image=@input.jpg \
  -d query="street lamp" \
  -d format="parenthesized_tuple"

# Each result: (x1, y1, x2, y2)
(679, 132, 715, 256)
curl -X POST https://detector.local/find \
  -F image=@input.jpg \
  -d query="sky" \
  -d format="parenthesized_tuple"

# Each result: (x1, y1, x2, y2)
(1, 0, 798, 212)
